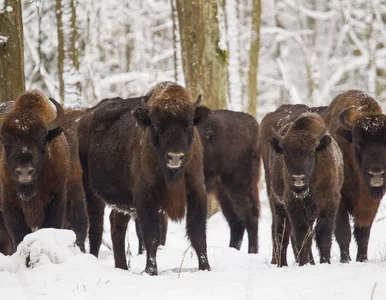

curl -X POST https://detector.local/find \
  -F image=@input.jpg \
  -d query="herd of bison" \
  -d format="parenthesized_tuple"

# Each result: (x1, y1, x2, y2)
(0, 82, 385, 276)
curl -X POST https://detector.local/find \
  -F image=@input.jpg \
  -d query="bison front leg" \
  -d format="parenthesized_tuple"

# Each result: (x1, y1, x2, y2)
(3, 205, 31, 250)
(315, 206, 337, 264)
(110, 210, 130, 270)
(137, 199, 161, 276)
(354, 225, 371, 262)
(334, 203, 351, 263)
(272, 202, 291, 267)
(66, 181, 88, 253)
(186, 186, 210, 272)
(43, 192, 66, 229)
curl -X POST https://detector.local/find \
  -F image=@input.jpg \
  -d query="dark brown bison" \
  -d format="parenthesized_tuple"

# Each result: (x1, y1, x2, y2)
(0, 210, 13, 255)
(0, 90, 70, 250)
(260, 105, 343, 266)
(131, 108, 261, 255)
(78, 82, 211, 275)
(323, 90, 386, 263)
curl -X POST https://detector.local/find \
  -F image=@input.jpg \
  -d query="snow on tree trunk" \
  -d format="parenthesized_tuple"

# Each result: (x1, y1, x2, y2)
(0, 0, 25, 102)
(176, 0, 228, 110)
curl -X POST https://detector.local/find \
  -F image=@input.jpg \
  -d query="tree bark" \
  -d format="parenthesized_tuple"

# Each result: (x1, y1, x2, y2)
(56, 0, 81, 106)
(176, 0, 227, 110)
(56, 0, 65, 101)
(247, 0, 261, 117)
(0, 0, 25, 102)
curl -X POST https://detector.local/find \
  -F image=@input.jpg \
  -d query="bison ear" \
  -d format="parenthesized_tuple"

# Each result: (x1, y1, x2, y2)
(317, 135, 332, 152)
(133, 107, 151, 128)
(271, 137, 283, 154)
(194, 106, 210, 125)
(47, 127, 63, 142)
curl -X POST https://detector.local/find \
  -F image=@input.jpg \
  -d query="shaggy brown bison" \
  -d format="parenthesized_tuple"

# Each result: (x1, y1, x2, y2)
(260, 105, 343, 266)
(0, 100, 88, 252)
(0, 90, 70, 250)
(323, 90, 386, 263)
(78, 82, 211, 275)
(132, 108, 261, 255)
(0, 210, 13, 255)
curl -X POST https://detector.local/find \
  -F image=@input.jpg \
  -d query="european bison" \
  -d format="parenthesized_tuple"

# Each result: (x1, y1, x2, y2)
(0, 90, 70, 250)
(78, 82, 211, 275)
(132, 108, 261, 255)
(0, 99, 89, 252)
(323, 90, 386, 262)
(260, 105, 343, 266)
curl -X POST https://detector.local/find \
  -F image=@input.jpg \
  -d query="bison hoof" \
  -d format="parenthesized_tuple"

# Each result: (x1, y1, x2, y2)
(320, 258, 331, 264)
(356, 256, 368, 262)
(340, 255, 351, 263)
(199, 262, 211, 272)
(144, 265, 158, 276)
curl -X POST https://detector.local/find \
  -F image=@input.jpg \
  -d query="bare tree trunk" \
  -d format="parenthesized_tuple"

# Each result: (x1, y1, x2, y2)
(171, 0, 179, 82)
(247, 0, 261, 117)
(0, 0, 25, 102)
(56, 0, 81, 106)
(176, 0, 227, 110)
(56, 0, 65, 101)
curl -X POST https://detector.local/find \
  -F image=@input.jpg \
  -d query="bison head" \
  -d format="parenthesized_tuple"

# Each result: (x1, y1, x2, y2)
(133, 94, 210, 183)
(271, 115, 331, 196)
(0, 98, 64, 200)
(340, 108, 386, 198)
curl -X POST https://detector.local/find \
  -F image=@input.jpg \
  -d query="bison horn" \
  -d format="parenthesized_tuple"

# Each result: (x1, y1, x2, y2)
(192, 94, 202, 109)
(339, 107, 354, 131)
(270, 126, 283, 142)
(140, 98, 151, 110)
(47, 98, 65, 131)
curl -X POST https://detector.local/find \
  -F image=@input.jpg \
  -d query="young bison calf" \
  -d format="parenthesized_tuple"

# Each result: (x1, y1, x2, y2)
(263, 110, 343, 266)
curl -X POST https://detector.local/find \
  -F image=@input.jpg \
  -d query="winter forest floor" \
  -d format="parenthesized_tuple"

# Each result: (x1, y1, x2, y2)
(1, 185, 386, 300)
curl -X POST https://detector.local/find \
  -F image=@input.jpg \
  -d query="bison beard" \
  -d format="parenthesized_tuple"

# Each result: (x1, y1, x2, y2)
(16, 182, 36, 200)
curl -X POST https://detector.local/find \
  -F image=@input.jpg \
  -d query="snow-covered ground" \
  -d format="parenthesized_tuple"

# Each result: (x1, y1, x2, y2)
(1, 188, 386, 300)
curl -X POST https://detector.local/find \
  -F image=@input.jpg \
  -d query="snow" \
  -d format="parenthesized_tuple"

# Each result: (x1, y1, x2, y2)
(2, 191, 386, 299)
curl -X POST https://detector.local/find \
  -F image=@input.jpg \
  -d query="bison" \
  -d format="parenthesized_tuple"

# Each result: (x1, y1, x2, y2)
(130, 107, 261, 256)
(0, 90, 70, 250)
(0, 91, 88, 252)
(78, 82, 211, 275)
(323, 90, 386, 263)
(260, 105, 343, 266)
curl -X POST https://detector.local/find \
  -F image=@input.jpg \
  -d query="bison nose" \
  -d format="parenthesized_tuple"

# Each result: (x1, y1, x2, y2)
(166, 152, 185, 169)
(368, 169, 385, 176)
(292, 174, 305, 187)
(368, 168, 385, 188)
(15, 167, 35, 183)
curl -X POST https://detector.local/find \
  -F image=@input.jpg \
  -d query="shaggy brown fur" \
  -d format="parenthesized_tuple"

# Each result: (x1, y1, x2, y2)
(323, 90, 386, 262)
(0, 90, 70, 250)
(0, 210, 13, 255)
(260, 105, 343, 266)
(78, 82, 211, 275)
